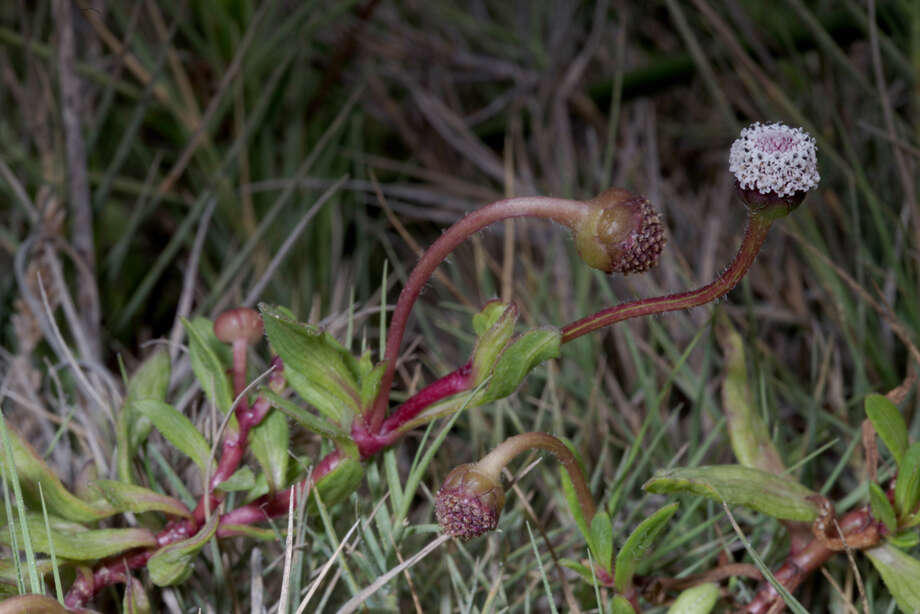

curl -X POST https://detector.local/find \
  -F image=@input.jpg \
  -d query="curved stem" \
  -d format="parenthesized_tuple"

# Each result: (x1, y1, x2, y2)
(477, 432, 596, 523)
(561, 210, 777, 343)
(369, 196, 591, 433)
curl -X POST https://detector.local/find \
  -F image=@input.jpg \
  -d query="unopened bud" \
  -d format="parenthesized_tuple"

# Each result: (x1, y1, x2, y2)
(574, 189, 665, 275)
(214, 307, 264, 344)
(435, 463, 505, 540)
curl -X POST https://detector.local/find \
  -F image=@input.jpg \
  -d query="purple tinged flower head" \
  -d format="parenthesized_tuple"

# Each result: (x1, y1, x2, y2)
(729, 122, 819, 211)
(575, 188, 666, 275)
(435, 463, 505, 540)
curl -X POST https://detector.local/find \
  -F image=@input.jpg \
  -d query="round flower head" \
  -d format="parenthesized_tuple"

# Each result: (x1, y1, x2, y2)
(574, 188, 666, 275)
(435, 463, 505, 540)
(729, 122, 819, 210)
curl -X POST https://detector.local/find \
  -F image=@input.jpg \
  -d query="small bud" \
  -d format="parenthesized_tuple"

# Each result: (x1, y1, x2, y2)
(574, 189, 666, 275)
(214, 307, 263, 344)
(435, 463, 505, 540)
(729, 122, 819, 211)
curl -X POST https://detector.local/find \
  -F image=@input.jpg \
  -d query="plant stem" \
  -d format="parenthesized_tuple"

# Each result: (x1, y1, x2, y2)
(477, 432, 596, 523)
(369, 196, 591, 433)
(561, 209, 778, 343)
(743, 506, 880, 614)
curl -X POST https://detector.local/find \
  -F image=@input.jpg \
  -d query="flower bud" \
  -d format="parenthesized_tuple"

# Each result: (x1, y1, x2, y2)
(214, 307, 264, 344)
(435, 463, 505, 540)
(729, 122, 819, 212)
(574, 188, 665, 275)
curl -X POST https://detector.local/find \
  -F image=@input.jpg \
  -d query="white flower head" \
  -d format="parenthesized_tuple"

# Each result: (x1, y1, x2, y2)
(729, 122, 819, 198)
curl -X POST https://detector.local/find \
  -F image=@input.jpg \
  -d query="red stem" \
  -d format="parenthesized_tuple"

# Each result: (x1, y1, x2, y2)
(369, 196, 591, 433)
(561, 211, 775, 343)
(743, 507, 880, 614)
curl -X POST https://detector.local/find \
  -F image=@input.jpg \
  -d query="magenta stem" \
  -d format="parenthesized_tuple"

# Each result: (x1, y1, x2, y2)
(369, 196, 591, 433)
(561, 210, 776, 343)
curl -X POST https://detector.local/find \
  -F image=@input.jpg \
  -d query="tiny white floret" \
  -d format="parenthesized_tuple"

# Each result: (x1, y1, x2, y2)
(729, 122, 819, 197)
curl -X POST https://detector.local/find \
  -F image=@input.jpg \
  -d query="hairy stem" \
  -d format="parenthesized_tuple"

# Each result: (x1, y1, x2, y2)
(477, 432, 596, 523)
(562, 209, 778, 343)
(369, 196, 591, 432)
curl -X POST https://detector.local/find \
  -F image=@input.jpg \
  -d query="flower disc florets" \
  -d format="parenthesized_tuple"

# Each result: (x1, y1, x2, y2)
(729, 122, 819, 208)
(435, 464, 505, 540)
(576, 189, 666, 275)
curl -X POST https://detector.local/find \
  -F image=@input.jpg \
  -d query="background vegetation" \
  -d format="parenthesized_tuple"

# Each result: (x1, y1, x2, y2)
(1, 0, 918, 611)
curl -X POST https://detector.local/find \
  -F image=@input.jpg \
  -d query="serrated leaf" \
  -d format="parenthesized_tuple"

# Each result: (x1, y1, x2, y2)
(134, 400, 211, 472)
(148, 513, 218, 586)
(865, 542, 920, 614)
(0, 513, 155, 560)
(866, 394, 909, 465)
(614, 502, 678, 592)
(643, 466, 818, 522)
(0, 423, 114, 522)
(894, 443, 920, 519)
(480, 327, 561, 403)
(870, 481, 897, 533)
(249, 409, 289, 491)
(262, 389, 346, 440)
(589, 512, 614, 573)
(94, 479, 191, 518)
(119, 351, 172, 483)
(260, 304, 361, 424)
(183, 317, 234, 413)
(666, 583, 720, 614)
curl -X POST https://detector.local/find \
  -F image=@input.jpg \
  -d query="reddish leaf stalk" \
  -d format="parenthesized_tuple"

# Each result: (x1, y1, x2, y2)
(370, 196, 592, 433)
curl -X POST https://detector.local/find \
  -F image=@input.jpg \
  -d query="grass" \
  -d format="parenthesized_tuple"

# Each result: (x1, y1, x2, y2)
(1, 0, 919, 612)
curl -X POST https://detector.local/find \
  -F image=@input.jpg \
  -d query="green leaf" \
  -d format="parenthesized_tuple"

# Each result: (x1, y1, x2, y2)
(643, 466, 818, 522)
(559, 558, 598, 586)
(148, 513, 218, 586)
(870, 481, 898, 533)
(716, 316, 784, 473)
(560, 454, 591, 549)
(262, 389, 346, 440)
(215, 467, 256, 492)
(134, 400, 211, 472)
(183, 317, 234, 414)
(1, 513, 156, 560)
(666, 583, 720, 614)
(94, 479, 191, 518)
(589, 512, 614, 573)
(480, 327, 561, 403)
(865, 394, 909, 465)
(249, 409, 289, 491)
(0, 422, 114, 522)
(118, 350, 171, 483)
(260, 304, 361, 424)
(610, 594, 636, 614)
(123, 576, 152, 614)
(865, 542, 920, 614)
(308, 455, 365, 514)
(614, 502, 678, 592)
(894, 443, 920, 519)
(471, 302, 518, 386)
(888, 530, 920, 549)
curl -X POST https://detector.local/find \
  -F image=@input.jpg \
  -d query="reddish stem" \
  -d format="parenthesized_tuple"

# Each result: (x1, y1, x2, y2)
(370, 196, 591, 433)
(561, 210, 776, 343)
(231, 338, 250, 413)
(743, 507, 881, 614)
